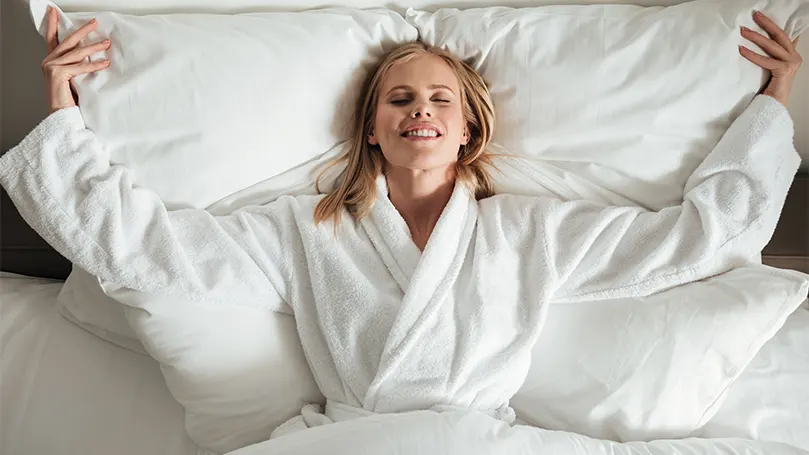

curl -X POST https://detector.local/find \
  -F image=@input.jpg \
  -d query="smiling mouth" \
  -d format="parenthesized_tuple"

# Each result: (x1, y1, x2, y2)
(401, 134, 442, 141)
(400, 131, 443, 139)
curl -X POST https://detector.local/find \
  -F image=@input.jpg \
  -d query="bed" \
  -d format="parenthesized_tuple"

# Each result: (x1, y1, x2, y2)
(3, 0, 809, 454)
(2, 270, 808, 454)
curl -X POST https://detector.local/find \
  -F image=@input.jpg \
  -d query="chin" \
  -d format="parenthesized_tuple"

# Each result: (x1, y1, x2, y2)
(387, 157, 456, 172)
(382, 143, 458, 171)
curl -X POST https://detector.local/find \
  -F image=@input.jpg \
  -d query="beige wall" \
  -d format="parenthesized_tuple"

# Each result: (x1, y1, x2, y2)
(2, 0, 807, 169)
(2, 0, 51, 152)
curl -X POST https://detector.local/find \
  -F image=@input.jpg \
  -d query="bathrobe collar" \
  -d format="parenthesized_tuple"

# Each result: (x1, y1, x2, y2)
(363, 173, 474, 287)
(361, 173, 478, 406)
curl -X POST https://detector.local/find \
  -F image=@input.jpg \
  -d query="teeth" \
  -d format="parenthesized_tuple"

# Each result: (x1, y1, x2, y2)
(405, 129, 439, 137)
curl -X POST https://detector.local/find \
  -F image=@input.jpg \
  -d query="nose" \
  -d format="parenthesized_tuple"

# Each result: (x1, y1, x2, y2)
(410, 102, 433, 119)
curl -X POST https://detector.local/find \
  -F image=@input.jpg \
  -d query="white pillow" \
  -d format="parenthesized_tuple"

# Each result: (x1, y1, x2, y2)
(111, 287, 324, 454)
(511, 265, 809, 441)
(406, 0, 809, 211)
(29, 0, 417, 209)
(56, 265, 147, 355)
(697, 304, 809, 451)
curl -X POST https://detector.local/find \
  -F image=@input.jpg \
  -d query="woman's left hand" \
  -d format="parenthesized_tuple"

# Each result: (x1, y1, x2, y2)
(739, 10, 803, 107)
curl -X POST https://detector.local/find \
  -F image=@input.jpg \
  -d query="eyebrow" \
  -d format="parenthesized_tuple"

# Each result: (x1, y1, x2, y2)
(385, 84, 455, 96)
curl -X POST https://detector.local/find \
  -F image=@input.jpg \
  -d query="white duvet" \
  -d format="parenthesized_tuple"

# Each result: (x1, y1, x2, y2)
(226, 409, 809, 455)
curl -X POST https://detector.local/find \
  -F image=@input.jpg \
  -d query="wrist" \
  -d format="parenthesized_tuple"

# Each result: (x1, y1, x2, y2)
(760, 89, 789, 107)
(48, 104, 75, 115)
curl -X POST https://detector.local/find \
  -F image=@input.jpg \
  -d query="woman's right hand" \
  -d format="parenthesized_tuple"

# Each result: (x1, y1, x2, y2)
(739, 10, 803, 107)
(41, 6, 111, 114)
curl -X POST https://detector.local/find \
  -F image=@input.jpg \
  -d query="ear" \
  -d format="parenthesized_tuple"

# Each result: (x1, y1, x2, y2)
(461, 127, 470, 145)
(368, 130, 378, 146)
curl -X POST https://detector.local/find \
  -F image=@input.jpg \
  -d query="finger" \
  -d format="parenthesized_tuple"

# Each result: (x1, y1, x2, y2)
(739, 45, 782, 71)
(50, 39, 111, 66)
(45, 6, 59, 55)
(753, 11, 794, 53)
(794, 35, 801, 46)
(51, 18, 98, 59)
(741, 26, 790, 60)
(65, 59, 111, 77)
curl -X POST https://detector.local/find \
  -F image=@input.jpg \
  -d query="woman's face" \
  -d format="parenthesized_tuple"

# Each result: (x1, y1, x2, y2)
(369, 53, 469, 172)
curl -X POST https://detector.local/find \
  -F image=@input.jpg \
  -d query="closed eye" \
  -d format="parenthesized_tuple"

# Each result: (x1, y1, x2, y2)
(391, 99, 451, 105)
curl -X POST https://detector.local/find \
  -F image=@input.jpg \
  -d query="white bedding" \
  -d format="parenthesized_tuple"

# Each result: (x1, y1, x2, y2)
(1, 271, 808, 454)
(0, 272, 201, 455)
(698, 298, 809, 448)
(225, 410, 809, 455)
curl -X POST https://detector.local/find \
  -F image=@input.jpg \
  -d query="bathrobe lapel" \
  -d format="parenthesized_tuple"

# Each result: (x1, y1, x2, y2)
(360, 174, 478, 407)
(360, 175, 423, 292)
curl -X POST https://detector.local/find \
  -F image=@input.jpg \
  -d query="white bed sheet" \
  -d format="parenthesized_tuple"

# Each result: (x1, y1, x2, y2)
(1, 271, 807, 454)
(0, 272, 201, 455)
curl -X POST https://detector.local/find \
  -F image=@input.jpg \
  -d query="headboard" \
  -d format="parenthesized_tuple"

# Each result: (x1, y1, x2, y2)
(2, 0, 808, 280)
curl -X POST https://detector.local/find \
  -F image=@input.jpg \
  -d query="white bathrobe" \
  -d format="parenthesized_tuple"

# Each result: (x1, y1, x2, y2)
(0, 94, 800, 435)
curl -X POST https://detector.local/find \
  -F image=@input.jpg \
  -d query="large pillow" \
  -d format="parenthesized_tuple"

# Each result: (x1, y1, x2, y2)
(112, 287, 323, 454)
(406, 0, 809, 211)
(697, 303, 809, 451)
(55, 267, 147, 355)
(29, 0, 417, 209)
(511, 265, 809, 441)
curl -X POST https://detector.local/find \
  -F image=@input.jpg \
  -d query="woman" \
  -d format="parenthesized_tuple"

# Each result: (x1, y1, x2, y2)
(0, 7, 803, 437)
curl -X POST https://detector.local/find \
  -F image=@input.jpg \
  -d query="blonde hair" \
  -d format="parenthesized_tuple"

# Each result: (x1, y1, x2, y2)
(314, 41, 499, 226)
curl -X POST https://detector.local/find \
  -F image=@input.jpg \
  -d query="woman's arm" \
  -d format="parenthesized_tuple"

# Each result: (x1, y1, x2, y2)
(0, 107, 295, 313)
(550, 96, 800, 302)
(482, 94, 802, 303)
